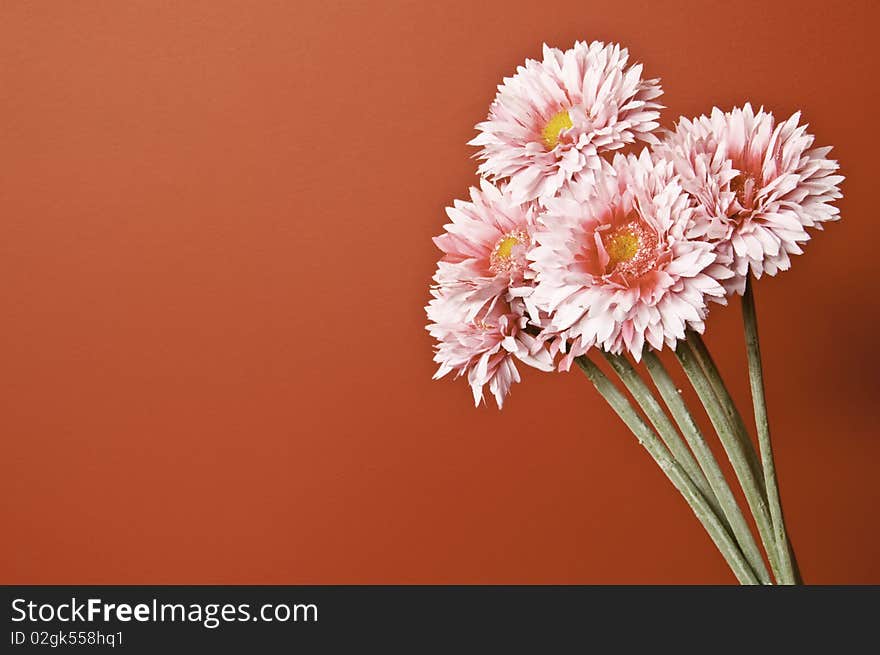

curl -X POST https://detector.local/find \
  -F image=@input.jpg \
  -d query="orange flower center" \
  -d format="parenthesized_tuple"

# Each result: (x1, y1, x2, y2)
(730, 172, 758, 211)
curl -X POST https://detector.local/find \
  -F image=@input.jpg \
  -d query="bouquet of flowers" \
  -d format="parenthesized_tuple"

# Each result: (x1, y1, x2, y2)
(426, 41, 842, 584)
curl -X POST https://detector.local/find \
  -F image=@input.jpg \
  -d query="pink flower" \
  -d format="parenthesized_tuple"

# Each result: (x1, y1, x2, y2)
(432, 180, 538, 320)
(530, 151, 729, 365)
(470, 41, 663, 204)
(658, 104, 843, 294)
(426, 294, 554, 408)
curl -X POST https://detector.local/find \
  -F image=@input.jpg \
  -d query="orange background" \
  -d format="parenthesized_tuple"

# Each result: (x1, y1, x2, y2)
(2, 1, 877, 584)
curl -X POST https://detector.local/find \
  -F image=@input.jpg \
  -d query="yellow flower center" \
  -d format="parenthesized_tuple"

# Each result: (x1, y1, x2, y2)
(605, 228, 640, 268)
(489, 230, 529, 275)
(495, 235, 520, 260)
(599, 221, 659, 279)
(541, 109, 573, 150)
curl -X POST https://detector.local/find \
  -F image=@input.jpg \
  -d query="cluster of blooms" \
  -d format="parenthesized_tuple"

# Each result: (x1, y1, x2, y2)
(427, 41, 842, 407)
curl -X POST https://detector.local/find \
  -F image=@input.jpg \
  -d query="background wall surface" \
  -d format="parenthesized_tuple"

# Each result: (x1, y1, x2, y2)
(2, 1, 877, 583)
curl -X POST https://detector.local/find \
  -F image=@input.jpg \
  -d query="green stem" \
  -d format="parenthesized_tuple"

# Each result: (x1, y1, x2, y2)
(741, 276, 798, 585)
(601, 351, 720, 519)
(642, 350, 772, 585)
(688, 332, 764, 489)
(575, 355, 759, 585)
(674, 339, 783, 582)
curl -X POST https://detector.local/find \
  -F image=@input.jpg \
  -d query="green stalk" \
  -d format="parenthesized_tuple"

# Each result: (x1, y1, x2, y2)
(574, 355, 759, 585)
(642, 350, 772, 584)
(688, 332, 764, 487)
(741, 276, 798, 584)
(601, 351, 719, 519)
(674, 339, 783, 582)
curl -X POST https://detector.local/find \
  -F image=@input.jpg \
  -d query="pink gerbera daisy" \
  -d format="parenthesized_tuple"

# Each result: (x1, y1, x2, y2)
(432, 179, 538, 320)
(658, 104, 843, 294)
(426, 293, 554, 408)
(470, 41, 663, 204)
(530, 151, 730, 365)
